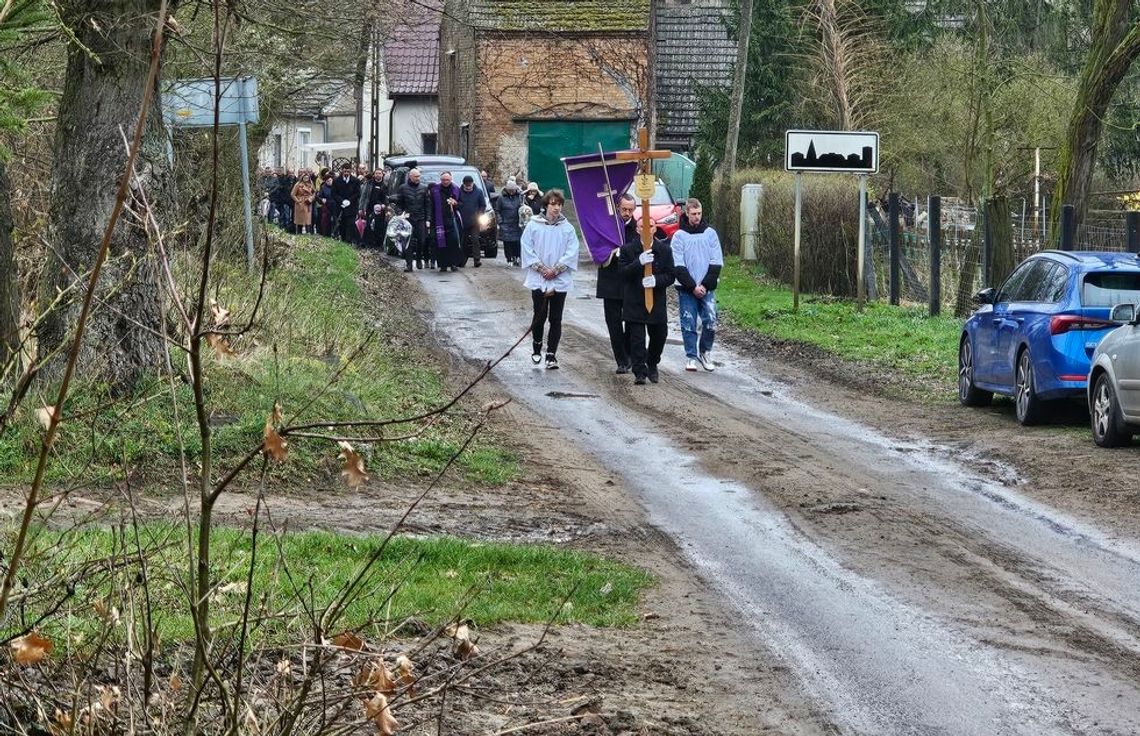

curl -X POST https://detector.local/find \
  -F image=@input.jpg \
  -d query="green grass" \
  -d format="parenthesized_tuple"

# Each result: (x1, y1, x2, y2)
(11, 525, 653, 645)
(0, 236, 517, 485)
(718, 257, 962, 391)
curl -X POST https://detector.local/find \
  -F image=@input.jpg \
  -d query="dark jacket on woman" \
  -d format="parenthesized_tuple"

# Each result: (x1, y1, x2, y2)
(524, 192, 543, 215)
(596, 217, 639, 299)
(495, 190, 524, 241)
(619, 239, 675, 324)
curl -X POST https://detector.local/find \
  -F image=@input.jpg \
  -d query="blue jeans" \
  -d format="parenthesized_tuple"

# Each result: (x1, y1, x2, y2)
(678, 290, 716, 360)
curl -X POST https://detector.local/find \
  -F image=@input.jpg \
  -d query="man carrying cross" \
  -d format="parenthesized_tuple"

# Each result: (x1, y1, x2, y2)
(596, 193, 638, 374)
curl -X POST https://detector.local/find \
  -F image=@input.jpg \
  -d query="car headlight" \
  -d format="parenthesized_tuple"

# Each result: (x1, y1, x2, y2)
(478, 212, 492, 229)
(659, 213, 679, 225)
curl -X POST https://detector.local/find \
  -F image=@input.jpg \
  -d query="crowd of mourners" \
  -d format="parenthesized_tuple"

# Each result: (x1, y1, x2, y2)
(257, 161, 722, 385)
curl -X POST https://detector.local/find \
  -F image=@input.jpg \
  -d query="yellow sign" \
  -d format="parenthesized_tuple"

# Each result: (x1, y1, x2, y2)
(634, 173, 656, 200)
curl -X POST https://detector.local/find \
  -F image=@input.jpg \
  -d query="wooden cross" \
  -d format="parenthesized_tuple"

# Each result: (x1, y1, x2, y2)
(616, 128, 671, 312)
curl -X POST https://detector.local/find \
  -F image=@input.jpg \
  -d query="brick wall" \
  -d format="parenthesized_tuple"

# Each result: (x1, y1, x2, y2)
(438, 0, 475, 156)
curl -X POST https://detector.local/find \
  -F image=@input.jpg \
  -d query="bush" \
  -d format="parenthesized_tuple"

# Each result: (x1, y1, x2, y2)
(715, 169, 862, 296)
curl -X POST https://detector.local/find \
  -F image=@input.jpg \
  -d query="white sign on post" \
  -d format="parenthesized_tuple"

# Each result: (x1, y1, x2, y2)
(785, 130, 878, 174)
(784, 129, 879, 311)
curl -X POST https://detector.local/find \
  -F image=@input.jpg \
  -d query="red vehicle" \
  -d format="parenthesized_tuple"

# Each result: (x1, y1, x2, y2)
(625, 179, 682, 239)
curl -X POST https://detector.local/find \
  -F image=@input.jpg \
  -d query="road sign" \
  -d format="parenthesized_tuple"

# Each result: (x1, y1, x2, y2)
(163, 76, 259, 128)
(785, 130, 878, 174)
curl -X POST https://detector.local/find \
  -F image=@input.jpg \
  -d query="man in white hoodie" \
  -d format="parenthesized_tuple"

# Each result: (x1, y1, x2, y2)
(521, 189, 580, 369)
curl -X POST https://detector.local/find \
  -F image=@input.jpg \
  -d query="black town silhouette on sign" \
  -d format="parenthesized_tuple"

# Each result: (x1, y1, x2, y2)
(789, 140, 874, 171)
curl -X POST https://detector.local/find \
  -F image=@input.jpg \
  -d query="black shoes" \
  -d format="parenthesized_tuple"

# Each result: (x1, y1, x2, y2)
(634, 375, 647, 385)
(531, 343, 542, 365)
(546, 354, 559, 370)
(404, 266, 413, 273)
(615, 363, 631, 375)
(648, 369, 659, 384)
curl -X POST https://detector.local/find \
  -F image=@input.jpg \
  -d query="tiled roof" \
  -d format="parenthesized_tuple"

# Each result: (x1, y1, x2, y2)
(384, 8, 441, 96)
(468, 0, 648, 32)
(279, 78, 351, 117)
(655, 0, 735, 146)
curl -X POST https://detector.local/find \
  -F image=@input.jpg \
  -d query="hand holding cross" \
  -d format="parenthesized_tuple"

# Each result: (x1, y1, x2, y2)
(615, 128, 671, 312)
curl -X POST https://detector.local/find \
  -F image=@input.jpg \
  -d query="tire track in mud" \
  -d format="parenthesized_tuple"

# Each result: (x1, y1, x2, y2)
(415, 260, 1140, 734)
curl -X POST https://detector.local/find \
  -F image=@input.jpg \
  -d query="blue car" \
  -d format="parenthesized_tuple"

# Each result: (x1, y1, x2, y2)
(959, 251, 1140, 424)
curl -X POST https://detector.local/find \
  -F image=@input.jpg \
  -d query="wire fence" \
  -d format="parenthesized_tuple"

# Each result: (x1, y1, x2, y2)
(867, 198, 1138, 316)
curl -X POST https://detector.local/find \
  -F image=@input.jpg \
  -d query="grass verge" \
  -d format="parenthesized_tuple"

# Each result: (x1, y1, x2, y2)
(0, 236, 518, 485)
(718, 257, 962, 392)
(12, 525, 653, 646)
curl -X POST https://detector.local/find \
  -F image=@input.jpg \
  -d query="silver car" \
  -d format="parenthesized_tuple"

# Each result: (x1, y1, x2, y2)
(1088, 302, 1140, 446)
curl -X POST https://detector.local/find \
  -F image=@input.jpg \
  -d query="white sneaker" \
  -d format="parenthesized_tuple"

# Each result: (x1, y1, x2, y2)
(699, 352, 715, 372)
(685, 359, 699, 372)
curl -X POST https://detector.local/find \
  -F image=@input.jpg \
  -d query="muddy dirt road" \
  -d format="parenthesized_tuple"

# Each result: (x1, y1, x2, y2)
(410, 255, 1140, 736)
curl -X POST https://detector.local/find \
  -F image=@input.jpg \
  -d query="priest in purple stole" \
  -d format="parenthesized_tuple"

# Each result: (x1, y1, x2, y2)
(428, 172, 464, 272)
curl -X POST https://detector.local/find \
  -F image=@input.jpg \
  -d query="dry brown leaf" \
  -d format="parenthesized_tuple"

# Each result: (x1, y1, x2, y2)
(98, 686, 120, 712)
(354, 662, 396, 694)
(206, 332, 237, 359)
(36, 405, 57, 431)
(445, 621, 479, 661)
(331, 631, 364, 651)
(276, 659, 292, 675)
(169, 673, 182, 692)
(209, 297, 231, 328)
(50, 709, 73, 736)
(271, 401, 283, 425)
(11, 631, 53, 665)
(337, 441, 369, 488)
(263, 416, 288, 462)
(363, 693, 400, 735)
(395, 655, 415, 691)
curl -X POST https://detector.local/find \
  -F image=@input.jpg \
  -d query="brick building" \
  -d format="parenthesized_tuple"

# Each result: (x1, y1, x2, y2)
(438, 0, 649, 192)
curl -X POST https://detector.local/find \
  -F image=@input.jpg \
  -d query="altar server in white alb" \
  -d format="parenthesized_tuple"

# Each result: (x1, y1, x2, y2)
(521, 189, 580, 369)
(671, 198, 723, 372)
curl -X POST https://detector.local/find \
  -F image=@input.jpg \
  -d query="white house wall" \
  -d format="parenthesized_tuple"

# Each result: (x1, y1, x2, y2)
(258, 118, 326, 170)
(390, 98, 438, 155)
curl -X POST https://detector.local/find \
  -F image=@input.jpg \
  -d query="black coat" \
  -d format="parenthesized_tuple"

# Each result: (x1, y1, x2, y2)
(495, 191, 524, 241)
(271, 175, 295, 205)
(457, 186, 486, 229)
(395, 180, 429, 222)
(360, 178, 388, 214)
(331, 175, 362, 215)
(524, 193, 543, 215)
(619, 240, 675, 324)
(596, 217, 639, 300)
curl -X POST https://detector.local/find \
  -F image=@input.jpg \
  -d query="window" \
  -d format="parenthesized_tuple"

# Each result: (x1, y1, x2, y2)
(997, 260, 1035, 303)
(422, 133, 438, 155)
(1014, 260, 1054, 302)
(298, 129, 311, 168)
(1042, 264, 1069, 303)
(1081, 272, 1140, 307)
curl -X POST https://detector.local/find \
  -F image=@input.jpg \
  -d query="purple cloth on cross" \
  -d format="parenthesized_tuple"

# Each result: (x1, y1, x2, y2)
(561, 151, 639, 265)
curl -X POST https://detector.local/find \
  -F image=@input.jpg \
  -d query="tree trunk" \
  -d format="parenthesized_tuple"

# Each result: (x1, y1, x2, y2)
(988, 195, 1015, 287)
(1054, 0, 1140, 231)
(38, 0, 175, 394)
(0, 159, 18, 373)
(722, 0, 754, 178)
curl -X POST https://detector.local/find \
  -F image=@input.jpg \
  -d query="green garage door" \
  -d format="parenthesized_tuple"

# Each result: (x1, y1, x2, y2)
(527, 121, 631, 197)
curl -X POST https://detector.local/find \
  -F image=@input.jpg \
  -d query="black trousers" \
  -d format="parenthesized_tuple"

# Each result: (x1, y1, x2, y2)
(603, 298, 630, 368)
(405, 220, 427, 268)
(464, 226, 482, 264)
(629, 321, 667, 378)
(531, 290, 567, 355)
(337, 210, 356, 243)
(503, 239, 521, 261)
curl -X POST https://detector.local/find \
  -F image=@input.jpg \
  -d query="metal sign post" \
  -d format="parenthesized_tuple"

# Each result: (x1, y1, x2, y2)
(793, 172, 802, 311)
(857, 174, 867, 311)
(785, 130, 879, 313)
(163, 76, 260, 270)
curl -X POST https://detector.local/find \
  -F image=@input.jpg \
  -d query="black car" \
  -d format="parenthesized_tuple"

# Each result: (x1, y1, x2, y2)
(386, 161, 498, 264)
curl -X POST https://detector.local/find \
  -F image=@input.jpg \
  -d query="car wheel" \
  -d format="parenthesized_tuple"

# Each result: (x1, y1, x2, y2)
(1091, 372, 1132, 447)
(1014, 348, 1045, 425)
(958, 337, 992, 407)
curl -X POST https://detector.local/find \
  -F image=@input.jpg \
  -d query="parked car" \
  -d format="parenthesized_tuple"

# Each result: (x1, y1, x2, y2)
(386, 161, 498, 263)
(1087, 298, 1140, 446)
(623, 179, 682, 239)
(958, 251, 1140, 425)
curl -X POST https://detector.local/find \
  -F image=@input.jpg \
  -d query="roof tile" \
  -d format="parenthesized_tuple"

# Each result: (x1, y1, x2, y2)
(469, 0, 648, 32)
(385, 8, 441, 96)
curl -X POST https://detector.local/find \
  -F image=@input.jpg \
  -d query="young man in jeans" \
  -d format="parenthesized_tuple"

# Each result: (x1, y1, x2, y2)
(671, 198, 723, 372)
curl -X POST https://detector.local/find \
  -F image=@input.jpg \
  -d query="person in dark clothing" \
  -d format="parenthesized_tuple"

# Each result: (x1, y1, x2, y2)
(597, 194, 640, 374)
(457, 175, 487, 267)
(524, 182, 544, 215)
(318, 176, 334, 236)
(495, 178, 524, 265)
(619, 235, 675, 385)
(358, 169, 388, 243)
(331, 163, 362, 244)
(481, 170, 496, 197)
(428, 171, 464, 272)
(271, 169, 296, 230)
(395, 167, 430, 271)
(364, 203, 387, 249)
